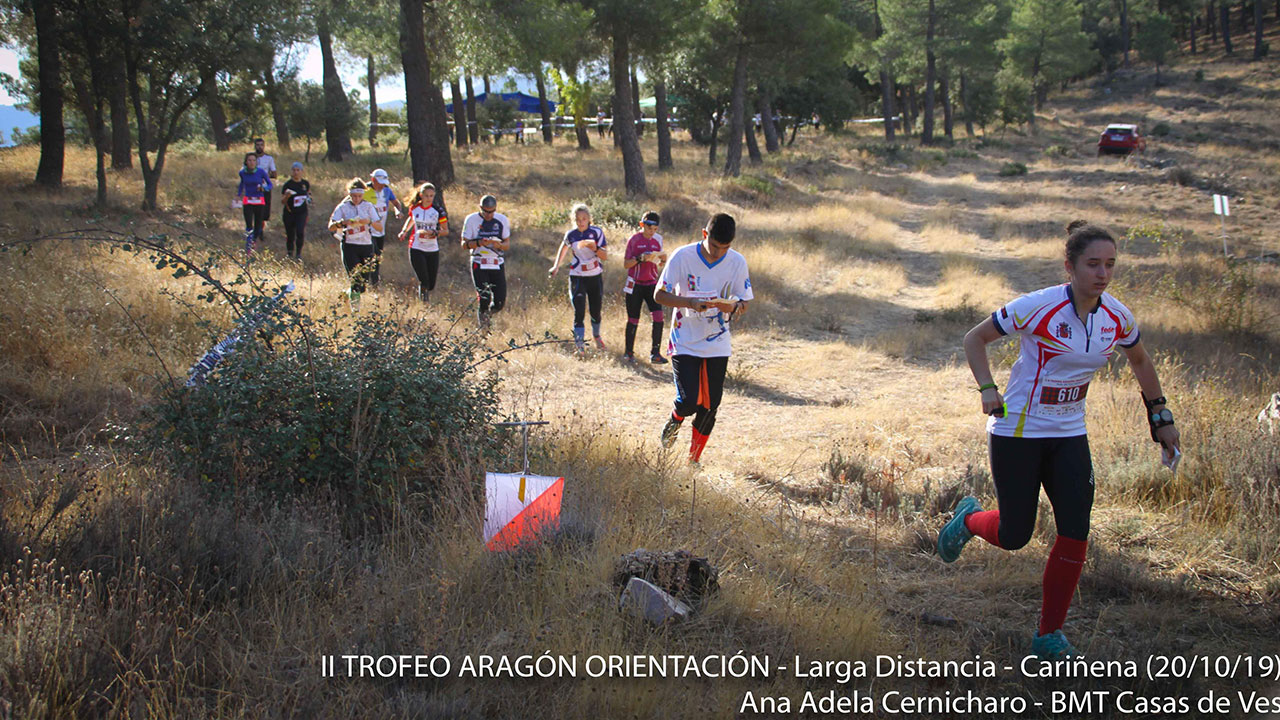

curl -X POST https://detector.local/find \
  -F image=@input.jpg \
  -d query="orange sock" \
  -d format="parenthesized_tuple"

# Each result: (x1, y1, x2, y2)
(690, 429, 709, 463)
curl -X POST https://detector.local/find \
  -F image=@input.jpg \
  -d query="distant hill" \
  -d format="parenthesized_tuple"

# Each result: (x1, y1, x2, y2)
(0, 105, 38, 146)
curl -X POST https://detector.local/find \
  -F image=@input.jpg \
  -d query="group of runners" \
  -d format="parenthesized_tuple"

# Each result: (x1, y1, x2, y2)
(237, 144, 1183, 663)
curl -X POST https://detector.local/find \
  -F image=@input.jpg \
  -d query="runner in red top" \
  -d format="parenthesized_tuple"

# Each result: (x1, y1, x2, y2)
(621, 211, 668, 363)
(939, 220, 1181, 661)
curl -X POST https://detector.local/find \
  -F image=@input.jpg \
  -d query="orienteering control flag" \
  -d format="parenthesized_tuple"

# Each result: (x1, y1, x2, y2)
(483, 473, 564, 551)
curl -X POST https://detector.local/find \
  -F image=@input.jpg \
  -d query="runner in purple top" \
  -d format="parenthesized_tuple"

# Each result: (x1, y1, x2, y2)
(622, 211, 669, 364)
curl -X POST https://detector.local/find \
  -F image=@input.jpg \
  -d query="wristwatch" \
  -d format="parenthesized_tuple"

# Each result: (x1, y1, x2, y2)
(1150, 408, 1173, 426)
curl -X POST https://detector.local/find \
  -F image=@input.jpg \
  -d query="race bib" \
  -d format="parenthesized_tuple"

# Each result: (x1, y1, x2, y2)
(624, 276, 635, 295)
(242, 196, 265, 206)
(686, 290, 723, 319)
(292, 195, 307, 207)
(1032, 381, 1090, 416)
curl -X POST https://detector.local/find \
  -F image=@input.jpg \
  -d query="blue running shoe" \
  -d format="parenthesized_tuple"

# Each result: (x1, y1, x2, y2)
(937, 496, 982, 563)
(1031, 630, 1079, 660)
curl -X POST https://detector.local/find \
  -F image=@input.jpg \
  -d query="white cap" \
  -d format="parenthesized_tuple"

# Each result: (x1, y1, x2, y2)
(371, 168, 389, 182)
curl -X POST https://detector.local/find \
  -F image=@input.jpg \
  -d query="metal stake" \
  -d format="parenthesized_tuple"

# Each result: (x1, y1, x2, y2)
(494, 420, 549, 474)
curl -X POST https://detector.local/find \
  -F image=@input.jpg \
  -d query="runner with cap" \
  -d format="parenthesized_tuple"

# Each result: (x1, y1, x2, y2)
(280, 161, 311, 261)
(235, 152, 272, 255)
(622, 211, 668, 364)
(398, 182, 448, 303)
(460, 194, 511, 328)
(365, 168, 404, 287)
(938, 220, 1181, 661)
(548, 204, 608, 356)
(655, 212, 752, 464)
(327, 178, 383, 305)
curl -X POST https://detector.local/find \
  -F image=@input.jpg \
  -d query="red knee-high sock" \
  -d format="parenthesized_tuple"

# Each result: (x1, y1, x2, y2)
(965, 510, 1003, 548)
(1039, 535, 1088, 636)
(690, 429, 709, 463)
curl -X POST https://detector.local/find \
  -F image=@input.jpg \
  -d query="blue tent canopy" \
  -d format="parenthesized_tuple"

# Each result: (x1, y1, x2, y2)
(445, 92, 555, 115)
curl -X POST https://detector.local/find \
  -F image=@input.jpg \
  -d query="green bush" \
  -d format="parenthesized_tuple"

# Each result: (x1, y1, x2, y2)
(1151, 122, 1171, 137)
(998, 161, 1028, 176)
(142, 303, 499, 515)
(1043, 144, 1073, 157)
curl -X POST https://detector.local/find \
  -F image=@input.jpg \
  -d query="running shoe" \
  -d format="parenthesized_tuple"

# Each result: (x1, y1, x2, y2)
(650, 353, 668, 364)
(937, 495, 982, 563)
(660, 416, 682, 448)
(1030, 630, 1078, 660)
(622, 353, 636, 364)
(594, 336, 607, 350)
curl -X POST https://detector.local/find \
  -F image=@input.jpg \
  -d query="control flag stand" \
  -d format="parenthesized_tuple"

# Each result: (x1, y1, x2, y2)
(483, 421, 564, 551)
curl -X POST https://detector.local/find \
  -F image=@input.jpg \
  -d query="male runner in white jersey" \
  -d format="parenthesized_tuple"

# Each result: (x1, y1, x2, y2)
(655, 213, 753, 464)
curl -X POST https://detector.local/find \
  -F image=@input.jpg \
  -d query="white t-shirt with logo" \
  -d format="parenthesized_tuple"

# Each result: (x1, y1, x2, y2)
(564, 226, 607, 277)
(461, 212, 511, 269)
(657, 242, 753, 358)
(328, 198, 380, 246)
(989, 284, 1141, 438)
(408, 205, 447, 253)
(365, 185, 396, 238)
(256, 153, 276, 177)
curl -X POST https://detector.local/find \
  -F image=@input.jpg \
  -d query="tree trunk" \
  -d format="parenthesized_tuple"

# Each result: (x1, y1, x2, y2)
(758, 94, 779, 152)
(723, 40, 747, 177)
(744, 101, 762, 164)
(880, 69, 896, 141)
(483, 75, 490, 95)
(465, 75, 479, 144)
(1255, 0, 1266, 58)
(1209, 1, 1217, 43)
(201, 68, 231, 150)
(401, 0, 435, 182)
(318, 13, 353, 161)
(960, 71, 975, 137)
(33, 0, 64, 187)
(788, 117, 800, 145)
(70, 59, 107, 205)
(709, 109, 721, 166)
(261, 58, 291, 151)
(1241, 1, 1250, 31)
(656, 79, 672, 169)
(922, 0, 936, 144)
(1223, 3, 1234, 53)
(367, 54, 378, 147)
(940, 71, 953, 140)
(630, 64, 643, 136)
(1190, 13, 1198, 54)
(610, 33, 646, 195)
(451, 78, 466, 148)
(535, 70, 553, 143)
(1121, 0, 1131, 67)
(575, 123, 591, 149)
(425, 79, 454, 187)
(109, 55, 132, 168)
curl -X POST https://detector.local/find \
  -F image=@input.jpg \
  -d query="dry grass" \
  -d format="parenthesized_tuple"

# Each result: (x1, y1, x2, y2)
(3, 48, 1280, 717)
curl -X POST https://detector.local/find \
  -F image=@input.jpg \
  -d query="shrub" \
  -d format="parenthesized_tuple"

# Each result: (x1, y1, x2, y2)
(1043, 144, 1073, 157)
(1151, 122, 1171, 137)
(1166, 166, 1196, 187)
(584, 192, 646, 228)
(998, 161, 1028, 176)
(1194, 69, 1205, 82)
(141, 303, 500, 516)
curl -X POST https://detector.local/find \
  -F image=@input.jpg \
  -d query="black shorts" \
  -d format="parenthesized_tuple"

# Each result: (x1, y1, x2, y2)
(988, 433, 1094, 547)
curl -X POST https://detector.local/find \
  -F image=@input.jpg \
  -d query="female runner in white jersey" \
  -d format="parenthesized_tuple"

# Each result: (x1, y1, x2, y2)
(398, 182, 448, 303)
(938, 220, 1181, 660)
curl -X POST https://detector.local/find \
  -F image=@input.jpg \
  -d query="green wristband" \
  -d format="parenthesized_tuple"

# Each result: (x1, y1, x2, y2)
(977, 383, 998, 392)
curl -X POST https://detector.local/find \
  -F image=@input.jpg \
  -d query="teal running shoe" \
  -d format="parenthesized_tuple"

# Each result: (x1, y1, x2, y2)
(1031, 630, 1079, 660)
(937, 495, 982, 563)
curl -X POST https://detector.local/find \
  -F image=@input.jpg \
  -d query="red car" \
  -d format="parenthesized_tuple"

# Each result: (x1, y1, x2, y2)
(1097, 123, 1146, 156)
